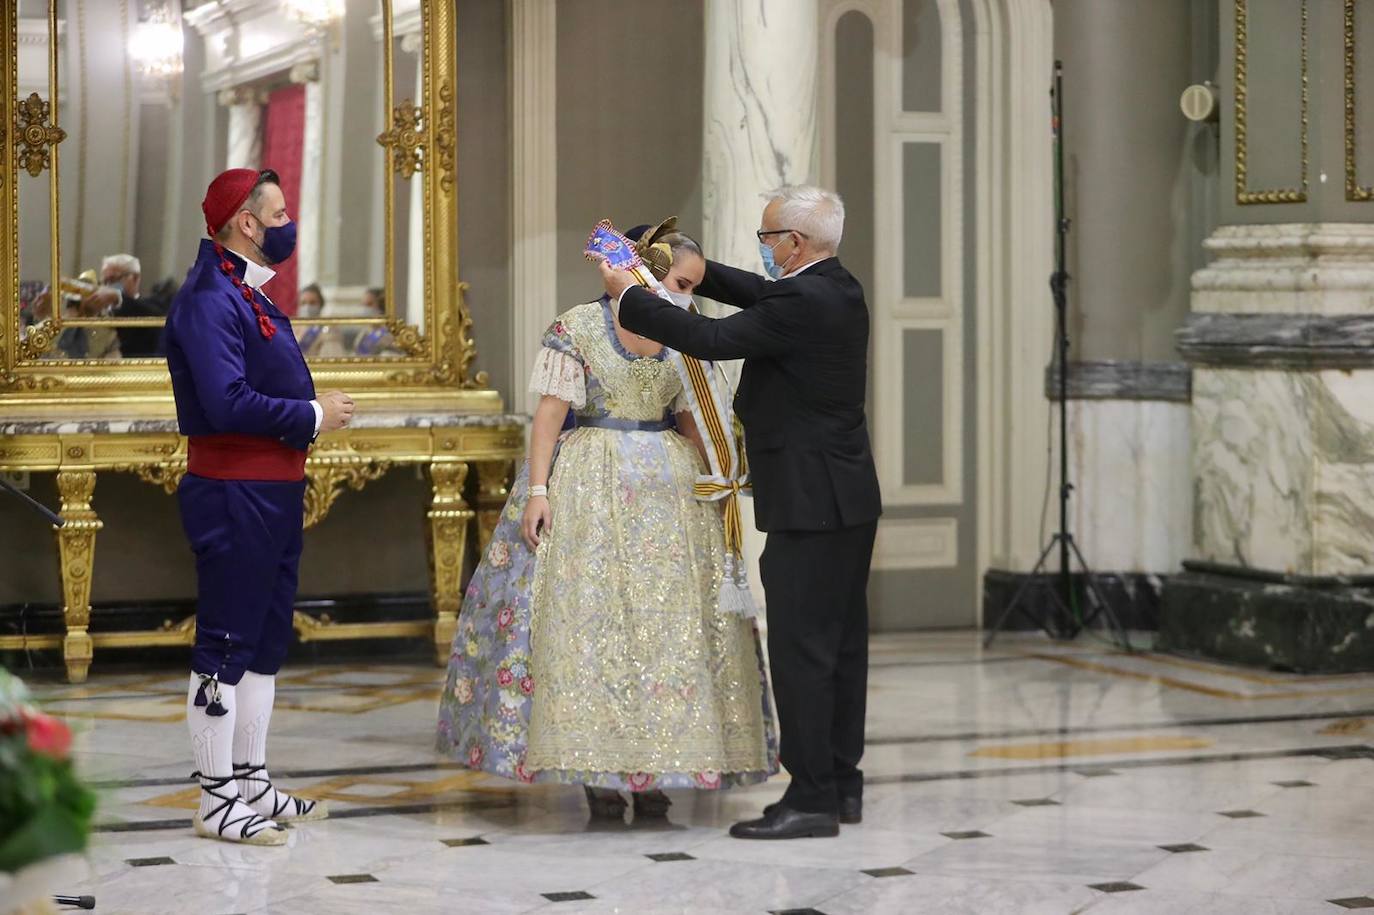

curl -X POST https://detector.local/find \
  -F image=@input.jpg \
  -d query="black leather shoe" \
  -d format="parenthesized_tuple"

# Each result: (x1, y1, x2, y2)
(765, 796, 862, 825)
(730, 803, 839, 840)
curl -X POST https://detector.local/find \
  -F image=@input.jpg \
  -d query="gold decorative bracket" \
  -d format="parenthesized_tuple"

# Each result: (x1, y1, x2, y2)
(18, 317, 61, 361)
(385, 317, 431, 358)
(377, 99, 425, 179)
(1234, 0, 1309, 205)
(15, 92, 66, 177)
(114, 440, 187, 494)
(303, 459, 393, 529)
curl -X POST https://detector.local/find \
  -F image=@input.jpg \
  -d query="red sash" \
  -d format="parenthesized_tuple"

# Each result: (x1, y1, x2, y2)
(187, 434, 307, 482)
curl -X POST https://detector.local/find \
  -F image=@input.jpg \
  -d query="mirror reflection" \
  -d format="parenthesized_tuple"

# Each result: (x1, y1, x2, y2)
(14, 0, 424, 362)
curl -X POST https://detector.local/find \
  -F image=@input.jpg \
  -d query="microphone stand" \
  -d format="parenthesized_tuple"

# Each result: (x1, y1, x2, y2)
(0, 473, 64, 527)
(983, 61, 1132, 652)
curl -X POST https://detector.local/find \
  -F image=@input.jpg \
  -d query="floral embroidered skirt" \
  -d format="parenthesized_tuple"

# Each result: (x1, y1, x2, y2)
(436, 428, 778, 791)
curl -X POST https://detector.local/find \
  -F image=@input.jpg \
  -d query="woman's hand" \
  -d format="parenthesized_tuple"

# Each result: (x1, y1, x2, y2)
(522, 495, 552, 551)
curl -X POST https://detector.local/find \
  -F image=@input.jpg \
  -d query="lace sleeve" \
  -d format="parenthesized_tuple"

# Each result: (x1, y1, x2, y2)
(529, 345, 586, 408)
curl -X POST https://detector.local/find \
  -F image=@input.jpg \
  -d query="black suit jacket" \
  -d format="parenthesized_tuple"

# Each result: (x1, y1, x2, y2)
(619, 257, 882, 533)
(114, 292, 169, 357)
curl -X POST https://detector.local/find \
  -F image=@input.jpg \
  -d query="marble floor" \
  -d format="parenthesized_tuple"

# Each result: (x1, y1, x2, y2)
(22, 630, 1374, 914)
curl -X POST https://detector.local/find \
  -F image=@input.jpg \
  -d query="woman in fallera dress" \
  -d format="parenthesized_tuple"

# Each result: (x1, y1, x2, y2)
(436, 226, 777, 818)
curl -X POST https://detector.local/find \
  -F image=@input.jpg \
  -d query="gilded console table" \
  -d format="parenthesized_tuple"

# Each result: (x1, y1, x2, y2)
(0, 412, 524, 683)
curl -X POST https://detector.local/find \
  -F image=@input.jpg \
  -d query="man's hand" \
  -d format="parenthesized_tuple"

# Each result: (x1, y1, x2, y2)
(80, 289, 119, 316)
(318, 390, 355, 432)
(597, 258, 636, 302)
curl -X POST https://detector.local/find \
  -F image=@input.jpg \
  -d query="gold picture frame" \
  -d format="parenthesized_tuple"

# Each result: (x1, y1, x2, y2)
(0, 0, 499, 417)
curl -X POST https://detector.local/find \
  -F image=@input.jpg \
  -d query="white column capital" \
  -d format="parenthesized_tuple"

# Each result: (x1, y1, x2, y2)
(289, 60, 321, 85)
(217, 85, 267, 108)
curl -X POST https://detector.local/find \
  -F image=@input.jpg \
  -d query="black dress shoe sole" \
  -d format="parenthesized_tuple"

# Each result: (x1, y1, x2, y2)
(729, 823, 840, 840)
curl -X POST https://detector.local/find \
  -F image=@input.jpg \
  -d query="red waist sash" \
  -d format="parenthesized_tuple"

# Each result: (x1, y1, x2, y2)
(187, 434, 307, 482)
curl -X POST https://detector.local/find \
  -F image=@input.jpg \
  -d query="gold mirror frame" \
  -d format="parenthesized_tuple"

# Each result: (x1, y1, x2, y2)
(0, 0, 497, 417)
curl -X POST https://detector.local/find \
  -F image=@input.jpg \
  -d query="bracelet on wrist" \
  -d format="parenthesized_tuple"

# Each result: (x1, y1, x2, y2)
(529, 485, 548, 497)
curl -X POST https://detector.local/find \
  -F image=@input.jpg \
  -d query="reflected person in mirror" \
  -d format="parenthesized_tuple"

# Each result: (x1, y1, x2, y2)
(74, 254, 171, 357)
(164, 167, 353, 846)
(294, 283, 338, 358)
(352, 286, 399, 356)
(54, 270, 122, 360)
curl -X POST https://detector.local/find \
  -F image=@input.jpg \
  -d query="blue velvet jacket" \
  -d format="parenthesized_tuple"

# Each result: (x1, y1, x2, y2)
(165, 239, 316, 451)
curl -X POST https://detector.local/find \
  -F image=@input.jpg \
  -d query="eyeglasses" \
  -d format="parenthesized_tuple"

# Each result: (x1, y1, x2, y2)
(756, 228, 807, 241)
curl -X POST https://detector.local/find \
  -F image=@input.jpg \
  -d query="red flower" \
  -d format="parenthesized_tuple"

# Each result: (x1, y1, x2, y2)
(496, 668, 515, 687)
(519, 676, 534, 696)
(627, 772, 655, 792)
(468, 745, 484, 767)
(22, 708, 71, 759)
(497, 606, 515, 630)
(515, 758, 536, 784)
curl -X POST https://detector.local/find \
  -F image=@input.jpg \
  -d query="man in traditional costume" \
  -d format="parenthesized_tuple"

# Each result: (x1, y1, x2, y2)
(165, 168, 354, 845)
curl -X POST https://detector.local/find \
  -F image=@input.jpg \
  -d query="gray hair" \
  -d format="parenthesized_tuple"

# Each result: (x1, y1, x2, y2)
(101, 253, 141, 276)
(762, 185, 845, 252)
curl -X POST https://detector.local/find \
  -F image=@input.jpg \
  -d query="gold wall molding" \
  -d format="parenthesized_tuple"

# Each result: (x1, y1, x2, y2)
(1234, 0, 1310, 205)
(1347, 0, 1372, 201)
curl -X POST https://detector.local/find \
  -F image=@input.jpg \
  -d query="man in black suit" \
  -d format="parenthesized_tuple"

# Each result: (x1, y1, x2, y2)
(84, 254, 170, 356)
(599, 185, 882, 840)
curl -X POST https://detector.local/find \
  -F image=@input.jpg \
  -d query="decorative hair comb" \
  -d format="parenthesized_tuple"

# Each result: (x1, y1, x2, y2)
(634, 216, 678, 280)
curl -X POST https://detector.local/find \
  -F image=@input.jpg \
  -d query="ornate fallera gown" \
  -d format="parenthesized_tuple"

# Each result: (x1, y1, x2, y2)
(436, 299, 777, 791)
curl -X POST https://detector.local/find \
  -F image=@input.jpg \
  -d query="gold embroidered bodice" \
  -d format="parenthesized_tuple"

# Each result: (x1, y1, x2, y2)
(562, 301, 682, 422)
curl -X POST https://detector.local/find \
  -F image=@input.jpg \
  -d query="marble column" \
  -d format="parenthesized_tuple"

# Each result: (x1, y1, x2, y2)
(220, 87, 264, 171)
(701, 0, 820, 607)
(293, 61, 325, 292)
(702, 0, 819, 273)
(1159, 2, 1374, 672)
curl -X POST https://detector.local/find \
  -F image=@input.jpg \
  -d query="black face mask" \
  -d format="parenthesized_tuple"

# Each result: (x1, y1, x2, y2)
(248, 213, 299, 265)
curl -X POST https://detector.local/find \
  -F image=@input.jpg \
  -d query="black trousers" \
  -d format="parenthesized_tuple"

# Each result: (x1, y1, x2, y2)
(760, 520, 877, 814)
